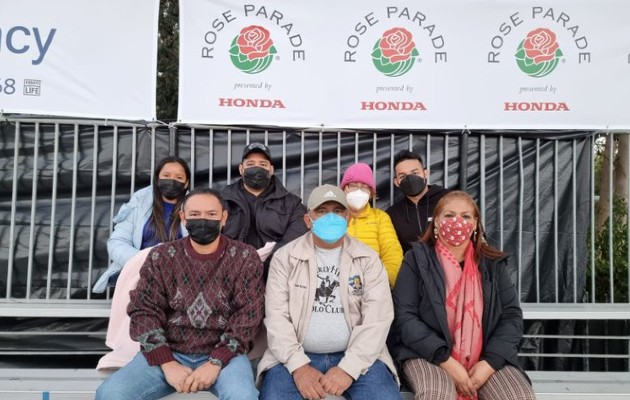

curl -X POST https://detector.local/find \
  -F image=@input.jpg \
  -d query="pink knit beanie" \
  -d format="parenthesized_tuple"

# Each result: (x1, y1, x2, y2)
(340, 163, 376, 192)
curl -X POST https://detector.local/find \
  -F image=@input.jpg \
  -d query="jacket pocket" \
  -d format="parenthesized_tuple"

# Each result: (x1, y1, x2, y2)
(260, 203, 290, 237)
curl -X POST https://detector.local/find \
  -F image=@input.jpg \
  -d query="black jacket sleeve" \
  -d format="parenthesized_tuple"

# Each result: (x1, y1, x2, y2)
(393, 249, 450, 364)
(272, 197, 307, 251)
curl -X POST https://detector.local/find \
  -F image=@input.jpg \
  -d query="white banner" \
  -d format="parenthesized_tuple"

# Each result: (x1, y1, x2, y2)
(179, 0, 630, 129)
(0, 0, 159, 120)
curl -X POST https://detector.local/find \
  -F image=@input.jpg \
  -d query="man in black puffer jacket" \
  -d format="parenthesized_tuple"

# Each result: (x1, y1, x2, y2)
(221, 142, 307, 280)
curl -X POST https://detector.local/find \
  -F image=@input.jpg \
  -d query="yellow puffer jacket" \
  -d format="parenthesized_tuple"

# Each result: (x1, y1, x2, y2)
(346, 203, 403, 287)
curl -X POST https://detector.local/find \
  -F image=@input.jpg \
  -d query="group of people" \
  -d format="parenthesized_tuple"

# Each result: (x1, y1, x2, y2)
(93, 143, 536, 400)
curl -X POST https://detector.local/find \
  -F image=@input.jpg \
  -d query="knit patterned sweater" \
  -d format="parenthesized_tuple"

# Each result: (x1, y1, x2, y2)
(128, 235, 265, 367)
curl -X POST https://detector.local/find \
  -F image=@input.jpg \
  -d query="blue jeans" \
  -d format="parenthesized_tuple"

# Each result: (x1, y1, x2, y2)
(259, 351, 401, 400)
(95, 352, 257, 400)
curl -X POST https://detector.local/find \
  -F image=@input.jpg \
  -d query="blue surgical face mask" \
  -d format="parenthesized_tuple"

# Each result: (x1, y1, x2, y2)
(310, 212, 347, 243)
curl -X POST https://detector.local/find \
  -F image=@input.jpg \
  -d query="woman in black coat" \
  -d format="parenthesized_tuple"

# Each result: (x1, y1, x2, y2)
(390, 191, 535, 400)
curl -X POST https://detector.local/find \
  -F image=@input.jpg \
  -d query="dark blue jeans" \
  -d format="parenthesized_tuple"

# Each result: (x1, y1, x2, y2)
(259, 351, 401, 400)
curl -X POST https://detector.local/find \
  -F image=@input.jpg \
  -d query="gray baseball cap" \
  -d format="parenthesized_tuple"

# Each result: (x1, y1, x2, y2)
(307, 184, 349, 210)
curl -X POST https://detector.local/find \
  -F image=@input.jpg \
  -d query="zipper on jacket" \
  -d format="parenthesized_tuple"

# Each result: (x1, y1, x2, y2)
(296, 258, 317, 344)
(415, 203, 424, 235)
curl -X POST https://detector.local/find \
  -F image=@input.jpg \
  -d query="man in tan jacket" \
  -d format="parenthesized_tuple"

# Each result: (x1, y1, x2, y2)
(257, 184, 401, 400)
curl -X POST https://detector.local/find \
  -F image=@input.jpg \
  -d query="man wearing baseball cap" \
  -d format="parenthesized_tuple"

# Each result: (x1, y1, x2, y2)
(221, 142, 307, 278)
(257, 184, 401, 400)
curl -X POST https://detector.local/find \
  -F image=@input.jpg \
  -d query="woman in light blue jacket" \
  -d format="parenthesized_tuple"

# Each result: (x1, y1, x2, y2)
(92, 156, 190, 293)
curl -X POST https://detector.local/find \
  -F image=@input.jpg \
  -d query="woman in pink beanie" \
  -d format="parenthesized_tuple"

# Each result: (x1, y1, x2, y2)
(340, 163, 403, 287)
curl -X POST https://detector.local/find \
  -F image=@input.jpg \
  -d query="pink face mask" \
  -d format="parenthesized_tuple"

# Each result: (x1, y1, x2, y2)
(438, 216, 474, 247)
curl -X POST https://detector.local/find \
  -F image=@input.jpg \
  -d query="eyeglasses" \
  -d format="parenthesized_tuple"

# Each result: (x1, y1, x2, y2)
(346, 182, 371, 190)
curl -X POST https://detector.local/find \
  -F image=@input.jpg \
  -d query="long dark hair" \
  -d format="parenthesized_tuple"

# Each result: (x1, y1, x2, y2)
(149, 156, 191, 243)
(420, 190, 505, 264)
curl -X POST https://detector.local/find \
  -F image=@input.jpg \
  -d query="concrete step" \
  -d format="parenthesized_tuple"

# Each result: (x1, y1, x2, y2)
(1, 369, 629, 399)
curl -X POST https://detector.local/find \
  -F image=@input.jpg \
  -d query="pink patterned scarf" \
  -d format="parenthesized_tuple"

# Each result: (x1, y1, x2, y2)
(436, 240, 484, 399)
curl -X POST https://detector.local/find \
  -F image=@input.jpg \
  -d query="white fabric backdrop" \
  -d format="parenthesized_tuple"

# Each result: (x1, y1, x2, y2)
(178, 0, 630, 129)
(0, 0, 159, 120)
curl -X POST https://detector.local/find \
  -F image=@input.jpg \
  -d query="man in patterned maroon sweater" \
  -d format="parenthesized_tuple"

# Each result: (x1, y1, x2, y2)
(96, 187, 264, 400)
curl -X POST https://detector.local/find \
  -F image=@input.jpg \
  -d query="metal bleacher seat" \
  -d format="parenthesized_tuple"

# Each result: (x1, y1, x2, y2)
(521, 303, 630, 321)
(0, 299, 111, 318)
(1, 368, 630, 400)
(0, 301, 629, 398)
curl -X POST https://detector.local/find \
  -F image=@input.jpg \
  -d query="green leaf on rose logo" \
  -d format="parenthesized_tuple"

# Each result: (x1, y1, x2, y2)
(229, 25, 277, 74)
(372, 27, 419, 77)
(515, 28, 563, 78)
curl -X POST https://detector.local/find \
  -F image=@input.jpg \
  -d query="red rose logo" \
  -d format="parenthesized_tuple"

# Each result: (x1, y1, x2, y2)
(515, 27, 563, 77)
(372, 28, 419, 77)
(230, 25, 277, 74)
(379, 28, 416, 63)
(522, 28, 560, 64)
(236, 25, 274, 61)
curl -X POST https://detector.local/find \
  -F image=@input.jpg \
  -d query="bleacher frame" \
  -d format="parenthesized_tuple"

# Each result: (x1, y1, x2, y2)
(2, 119, 630, 397)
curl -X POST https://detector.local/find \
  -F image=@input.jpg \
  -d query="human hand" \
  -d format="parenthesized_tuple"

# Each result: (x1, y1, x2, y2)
(468, 360, 495, 390)
(161, 360, 193, 392)
(439, 357, 476, 398)
(292, 364, 327, 400)
(256, 242, 276, 262)
(320, 366, 353, 396)
(182, 361, 221, 393)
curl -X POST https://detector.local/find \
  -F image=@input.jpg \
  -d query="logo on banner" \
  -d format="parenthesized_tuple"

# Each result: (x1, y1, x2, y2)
(198, 5, 306, 112)
(371, 27, 419, 77)
(342, 7, 447, 113)
(515, 28, 563, 78)
(201, 6, 306, 65)
(486, 7, 593, 113)
(23, 79, 41, 96)
(344, 7, 447, 67)
(488, 7, 590, 70)
(229, 25, 277, 74)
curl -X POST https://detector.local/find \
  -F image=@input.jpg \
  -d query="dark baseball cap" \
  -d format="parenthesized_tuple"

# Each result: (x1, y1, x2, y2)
(242, 142, 272, 162)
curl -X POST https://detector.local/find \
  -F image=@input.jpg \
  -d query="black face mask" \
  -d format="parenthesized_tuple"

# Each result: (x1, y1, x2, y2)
(399, 175, 426, 197)
(158, 179, 187, 200)
(186, 218, 221, 245)
(242, 166, 271, 190)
